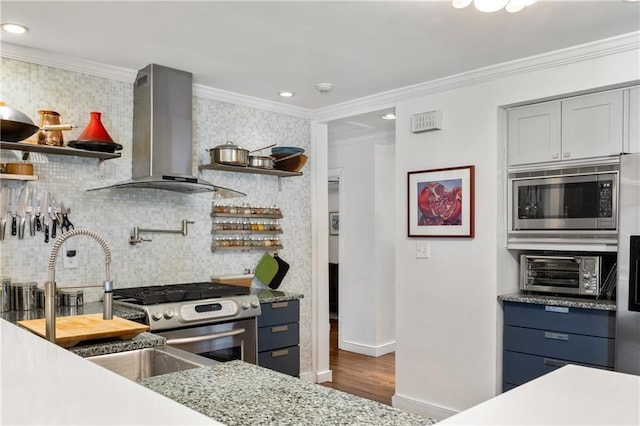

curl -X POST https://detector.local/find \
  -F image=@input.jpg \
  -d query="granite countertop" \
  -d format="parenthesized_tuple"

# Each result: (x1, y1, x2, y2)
(251, 287, 304, 303)
(140, 360, 435, 426)
(0, 301, 147, 323)
(498, 293, 616, 311)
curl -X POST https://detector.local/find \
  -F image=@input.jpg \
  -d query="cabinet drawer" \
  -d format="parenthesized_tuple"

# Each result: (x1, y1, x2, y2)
(504, 301, 615, 338)
(503, 350, 611, 387)
(504, 325, 615, 367)
(258, 345, 300, 377)
(258, 300, 300, 327)
(258, 322, 299, 352)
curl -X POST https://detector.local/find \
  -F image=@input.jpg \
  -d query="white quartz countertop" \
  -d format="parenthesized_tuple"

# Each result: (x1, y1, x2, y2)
(0, 319, 221, 425)
(439, 365, 640, 425)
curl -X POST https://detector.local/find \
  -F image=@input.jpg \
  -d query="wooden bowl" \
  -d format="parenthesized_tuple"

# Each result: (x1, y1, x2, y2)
(5, 162, 33, 175)
(273, 154, 308, 172)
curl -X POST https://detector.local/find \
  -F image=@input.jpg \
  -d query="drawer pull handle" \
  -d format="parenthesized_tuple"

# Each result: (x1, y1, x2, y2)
(271, 325, 289, 333)
(544, 358, 568, 368)
(544, 331, 569, 341)
(271, 301, 289, 309)
(271, 349, 289, 358)
(545, 306, 569, 314)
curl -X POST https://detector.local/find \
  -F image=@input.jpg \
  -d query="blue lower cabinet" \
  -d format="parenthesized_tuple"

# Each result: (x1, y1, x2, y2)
(258, 300, 300, 377)
(258, 345, 300, 377)
(502, 301, 615, 392)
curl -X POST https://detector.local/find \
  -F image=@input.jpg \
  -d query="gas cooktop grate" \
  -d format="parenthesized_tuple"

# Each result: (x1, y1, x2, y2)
(113, 282, 251, 305)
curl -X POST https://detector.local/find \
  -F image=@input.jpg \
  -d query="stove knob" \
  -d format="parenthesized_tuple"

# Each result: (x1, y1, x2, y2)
(241, 302, 250, 310)
(151, 311, 163, 321)
(584, 282, 591, 289)
(164, 309, 175, 319)
(583, 273, 590, 279)
(250, 300, 260, 309)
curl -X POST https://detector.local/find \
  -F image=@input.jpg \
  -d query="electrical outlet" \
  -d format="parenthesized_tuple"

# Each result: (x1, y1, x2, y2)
(416, 241, 430, 259)
(63, 249, 79, 269)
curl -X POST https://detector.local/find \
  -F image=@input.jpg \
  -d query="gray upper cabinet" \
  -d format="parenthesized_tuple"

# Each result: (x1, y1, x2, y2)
(627, 86, 639, 154)
(508, 89, 626, 167)
(508, 101, 561, 166)
(561, 91, 623, 161)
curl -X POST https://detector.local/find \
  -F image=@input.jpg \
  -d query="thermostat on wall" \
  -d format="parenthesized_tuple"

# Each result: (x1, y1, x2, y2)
(412, 110, 443, 133)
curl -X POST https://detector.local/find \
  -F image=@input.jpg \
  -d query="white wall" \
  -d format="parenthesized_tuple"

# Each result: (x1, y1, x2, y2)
(393, 45, 640, 418)
(328, 135, 396, 355)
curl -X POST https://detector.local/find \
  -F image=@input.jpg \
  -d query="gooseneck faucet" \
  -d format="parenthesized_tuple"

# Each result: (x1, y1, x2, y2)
(45, 228, 113, 343)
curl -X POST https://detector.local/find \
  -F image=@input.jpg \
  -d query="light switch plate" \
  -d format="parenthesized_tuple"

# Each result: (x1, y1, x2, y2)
(416, 241, 430, 259)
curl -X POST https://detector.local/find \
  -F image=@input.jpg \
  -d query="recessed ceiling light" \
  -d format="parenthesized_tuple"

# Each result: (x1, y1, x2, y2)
(1, 23, 29, 34)
(381, 114, 396, 120)
(278, 91, 294, 98)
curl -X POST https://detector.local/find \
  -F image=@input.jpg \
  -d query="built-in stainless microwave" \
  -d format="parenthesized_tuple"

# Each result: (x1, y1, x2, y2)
(510, 171, 618, 234)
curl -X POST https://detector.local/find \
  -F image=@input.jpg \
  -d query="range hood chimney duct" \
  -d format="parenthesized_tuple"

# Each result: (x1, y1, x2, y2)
(90, 64, 245, 197)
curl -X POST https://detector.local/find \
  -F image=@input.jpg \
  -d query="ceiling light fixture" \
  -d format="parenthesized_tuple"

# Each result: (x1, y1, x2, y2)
(381, 113, 396, 120)
(1, 23, 29, 34)
(278, 91, 294, 98)
(452, 0, 537, 13)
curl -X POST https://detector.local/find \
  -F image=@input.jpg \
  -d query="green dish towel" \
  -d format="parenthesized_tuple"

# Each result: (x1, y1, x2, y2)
(255, 253, 279, 285)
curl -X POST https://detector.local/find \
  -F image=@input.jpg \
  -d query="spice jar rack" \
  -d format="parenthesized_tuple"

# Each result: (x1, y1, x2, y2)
(211, 203, 284, 252)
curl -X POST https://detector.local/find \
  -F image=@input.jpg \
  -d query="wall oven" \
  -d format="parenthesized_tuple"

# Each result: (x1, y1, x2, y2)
(509, 171, 618, 235)
(113, 282, 261, 364)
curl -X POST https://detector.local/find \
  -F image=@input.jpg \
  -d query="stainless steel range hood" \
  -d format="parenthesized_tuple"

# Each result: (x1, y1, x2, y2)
(91, 64, 245, 197)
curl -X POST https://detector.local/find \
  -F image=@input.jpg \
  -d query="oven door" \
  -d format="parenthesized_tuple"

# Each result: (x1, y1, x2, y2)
(511, 172, 617, 231)
(156, 318, 257, 364)
(520, 255, 585, 295)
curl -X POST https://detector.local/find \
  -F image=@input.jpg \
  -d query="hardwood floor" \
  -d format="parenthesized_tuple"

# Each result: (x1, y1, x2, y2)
(320, 320, 395, 405)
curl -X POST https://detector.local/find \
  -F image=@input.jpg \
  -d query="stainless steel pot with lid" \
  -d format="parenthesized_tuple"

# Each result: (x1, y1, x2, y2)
(207, 141, 249, 166)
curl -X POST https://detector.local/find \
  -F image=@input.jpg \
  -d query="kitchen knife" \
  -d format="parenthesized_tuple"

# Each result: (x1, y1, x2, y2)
(16, 187, 29, 239)
(49, 196, 59, 239)
(27, 189, 36, 236)
(0, 187, 9, 240)
(34, 189, 42, 232)
(42, 191, 49, 243)
(10, 188, 17, 236)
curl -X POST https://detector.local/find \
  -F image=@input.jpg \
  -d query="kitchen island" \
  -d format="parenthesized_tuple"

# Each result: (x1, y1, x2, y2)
(439, 365, 640, 425)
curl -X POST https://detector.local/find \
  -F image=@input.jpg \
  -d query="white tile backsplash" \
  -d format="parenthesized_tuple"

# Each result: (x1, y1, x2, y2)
(0, 57, 312, 373)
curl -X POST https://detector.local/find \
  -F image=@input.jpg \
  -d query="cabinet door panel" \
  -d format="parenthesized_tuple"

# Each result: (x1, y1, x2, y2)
(504, 325, 615, 367)
(627, 86, 639, 153)
(258, 299, 300, 327)
(503, 301, 615, 338)
(508, 101, 561, 166)
(258, 322, 299, 352)
(503, 350, 611, 387)
(258, 345, 300, 377)
(562, 91, 623, 160)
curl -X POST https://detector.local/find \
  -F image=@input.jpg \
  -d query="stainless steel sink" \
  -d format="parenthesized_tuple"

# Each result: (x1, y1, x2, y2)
(87, 345, 217, 381)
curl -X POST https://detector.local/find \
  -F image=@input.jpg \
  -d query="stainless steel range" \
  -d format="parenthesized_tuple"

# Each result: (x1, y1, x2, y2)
(113, 282, 261, 364)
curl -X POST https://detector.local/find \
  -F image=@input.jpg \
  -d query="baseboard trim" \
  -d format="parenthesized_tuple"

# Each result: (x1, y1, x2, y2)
(392, 394, 458, 421)
(339, 340, 395, 357)
(315, 369, 333, 383)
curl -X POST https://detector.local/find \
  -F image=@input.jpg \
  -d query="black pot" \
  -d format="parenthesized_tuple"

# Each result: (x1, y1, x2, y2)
(0, 103, 38, 142)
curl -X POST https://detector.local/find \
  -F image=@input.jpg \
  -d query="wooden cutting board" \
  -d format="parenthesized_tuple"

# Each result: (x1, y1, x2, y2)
(17, 314, 149, 348)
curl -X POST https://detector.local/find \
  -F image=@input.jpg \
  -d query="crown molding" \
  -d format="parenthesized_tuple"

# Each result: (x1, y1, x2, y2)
(193, 84, 312, 119)
(2, 31, 638, 123)
(0, 42, 313, 119)
(312, 31, 640, 123)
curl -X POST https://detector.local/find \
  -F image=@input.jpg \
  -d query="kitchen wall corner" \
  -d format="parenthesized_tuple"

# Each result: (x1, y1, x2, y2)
(0, 57, 313, 374)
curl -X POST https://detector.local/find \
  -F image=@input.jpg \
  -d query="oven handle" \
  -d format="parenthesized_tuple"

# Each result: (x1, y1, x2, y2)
(165, 328, 245, 345)
(529, 256, 576, 261)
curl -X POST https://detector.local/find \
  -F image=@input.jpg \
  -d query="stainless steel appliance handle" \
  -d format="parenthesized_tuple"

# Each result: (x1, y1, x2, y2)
(165, 328, 245, 345)
(528, 256, 575, 261)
